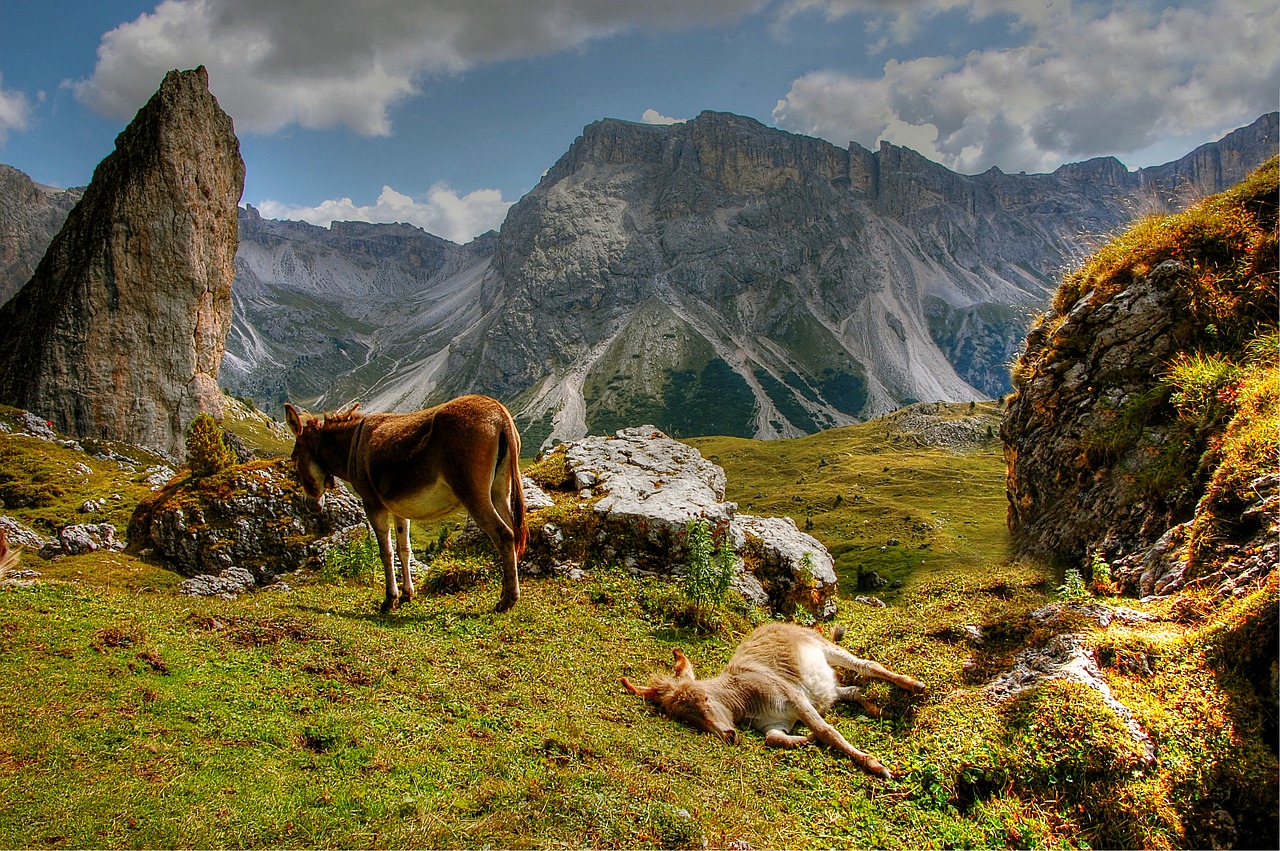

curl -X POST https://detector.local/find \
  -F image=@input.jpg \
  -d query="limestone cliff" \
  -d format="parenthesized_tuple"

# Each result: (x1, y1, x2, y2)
(0, 165, 82, 306)
(1002, 159, 1278, 599)
(0, 67, 244, 461)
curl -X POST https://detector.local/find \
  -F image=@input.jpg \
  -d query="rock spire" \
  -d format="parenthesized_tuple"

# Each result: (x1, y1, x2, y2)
(0, 66, 243, 461)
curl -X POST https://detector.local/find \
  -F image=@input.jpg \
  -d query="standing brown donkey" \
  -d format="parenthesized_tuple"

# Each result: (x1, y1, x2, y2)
(623, 622, 925, 778)
(284, 395, 527, 613)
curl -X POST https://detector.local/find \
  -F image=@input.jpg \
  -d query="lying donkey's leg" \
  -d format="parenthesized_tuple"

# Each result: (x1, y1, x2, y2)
(366, 504, 400, 613)
(836, 684, 882, 718)
(785, 686, 892, 779)
(822, 643, 926, 694)
(395, 516, 414, 605)
(762, 724, 815, 749)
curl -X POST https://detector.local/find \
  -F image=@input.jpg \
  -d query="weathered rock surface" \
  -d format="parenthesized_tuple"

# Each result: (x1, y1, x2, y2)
(129, 460, 365, 583)
(522, 426, 839, 617)
(0, 164, 83, 306)
(0, 66, 244, 462)
(985, 628, 1155, 763)
(1002, 261, 1199, 566)
(1002, 156, 1278, 603)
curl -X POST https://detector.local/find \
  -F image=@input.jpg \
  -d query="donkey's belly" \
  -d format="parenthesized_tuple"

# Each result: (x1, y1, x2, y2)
(386, 484, 462, 521)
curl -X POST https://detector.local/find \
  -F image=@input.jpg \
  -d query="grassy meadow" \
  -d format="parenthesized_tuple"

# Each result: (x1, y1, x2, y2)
(0, 402, 1275, 849)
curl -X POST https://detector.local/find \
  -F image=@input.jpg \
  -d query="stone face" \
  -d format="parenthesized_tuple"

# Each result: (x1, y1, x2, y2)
(522, 426, 840, 618)
(0, 67, 244, 462)
(1001, 262, 1200, 566)
(128, 460, 366, 583)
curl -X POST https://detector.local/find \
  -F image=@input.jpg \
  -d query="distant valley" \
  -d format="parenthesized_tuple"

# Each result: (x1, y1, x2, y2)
(3, 111, 1275, 449)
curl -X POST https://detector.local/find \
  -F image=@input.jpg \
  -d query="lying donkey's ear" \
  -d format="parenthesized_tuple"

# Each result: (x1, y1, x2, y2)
(621, 677, 655, 699)
(672, 649, 696, 680)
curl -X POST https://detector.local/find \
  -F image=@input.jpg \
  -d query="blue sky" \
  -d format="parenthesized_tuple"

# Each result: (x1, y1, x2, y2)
(1, 0, 1276, 243)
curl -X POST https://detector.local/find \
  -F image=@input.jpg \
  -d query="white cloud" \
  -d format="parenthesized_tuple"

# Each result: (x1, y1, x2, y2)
(773, 0, 1280, 174)
(256, 183, 514, 243)
(0, 74, 31, 144)
(72, 0, 769, 136)
(641, 108, 687, 125)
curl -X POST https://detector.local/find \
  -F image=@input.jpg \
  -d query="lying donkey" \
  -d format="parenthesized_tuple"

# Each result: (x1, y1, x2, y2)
(623, 622, 925, 778)
(285, 395, 527, 613)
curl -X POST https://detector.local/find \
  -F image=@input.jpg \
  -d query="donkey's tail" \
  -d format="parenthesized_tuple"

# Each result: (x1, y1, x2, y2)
(502, 414, 528, 560)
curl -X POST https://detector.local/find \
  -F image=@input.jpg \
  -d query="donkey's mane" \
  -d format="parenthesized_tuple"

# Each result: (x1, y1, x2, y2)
(320, 401, 363, 425)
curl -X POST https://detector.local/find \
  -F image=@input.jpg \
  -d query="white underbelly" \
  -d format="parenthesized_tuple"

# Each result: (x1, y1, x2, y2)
(386, 484, 462, 521)
(749, 645, 840, 733)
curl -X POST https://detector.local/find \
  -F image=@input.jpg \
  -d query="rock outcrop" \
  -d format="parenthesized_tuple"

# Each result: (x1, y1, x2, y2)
(1002, 159, 1278, 599)
(128, 460, 366, 583)
(521, 426, 839, 618)
(0, 67, 244, 462)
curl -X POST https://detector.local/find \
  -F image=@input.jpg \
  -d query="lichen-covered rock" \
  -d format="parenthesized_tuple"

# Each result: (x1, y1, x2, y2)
(732, 514, 839, 619)
(0, 66, 244, 462)
(523, 426, 839, 618)
(1003, 160, 1277, 602)
(129, 460, 365, 582)
(1002, 262, 1196, 567)
(179, 566, 256, 599)
(985, 630, 1155, 764)
(0, 515, 55, 552)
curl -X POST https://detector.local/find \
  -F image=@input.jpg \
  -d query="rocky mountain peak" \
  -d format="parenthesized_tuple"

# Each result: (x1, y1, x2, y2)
(0, 66, 244, 462)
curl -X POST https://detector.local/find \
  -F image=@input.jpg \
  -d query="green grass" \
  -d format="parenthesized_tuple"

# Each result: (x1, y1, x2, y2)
(0, 400, 1275, 848)
(688, 401, 1009, 598)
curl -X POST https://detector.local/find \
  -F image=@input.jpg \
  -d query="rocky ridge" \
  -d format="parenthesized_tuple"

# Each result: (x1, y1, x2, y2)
(0, 67, 244, 462)
(2, 112, 1274, 449)
(0, 164, 83, 306)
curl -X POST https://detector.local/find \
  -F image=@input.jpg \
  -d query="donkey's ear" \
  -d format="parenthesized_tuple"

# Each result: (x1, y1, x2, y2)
(672, 649, 695, 680)
(621, 677, 655, 699)
(284, 403, 305, 436)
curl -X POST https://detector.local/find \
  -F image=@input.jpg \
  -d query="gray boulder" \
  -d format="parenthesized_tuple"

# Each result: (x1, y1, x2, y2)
(523, 426, 839, 618)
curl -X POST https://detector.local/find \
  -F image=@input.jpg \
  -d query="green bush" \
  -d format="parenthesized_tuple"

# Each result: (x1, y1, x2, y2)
(185, 413, 235, 478)
(682, 518, 735, 618)
(322, 531, 382, 583)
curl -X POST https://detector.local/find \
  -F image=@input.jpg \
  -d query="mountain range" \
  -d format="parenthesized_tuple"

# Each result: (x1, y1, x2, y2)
(3, 111, 1275, 449)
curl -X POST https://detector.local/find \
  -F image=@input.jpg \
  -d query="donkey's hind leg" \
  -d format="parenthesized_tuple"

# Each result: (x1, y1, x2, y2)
(395, 516, 414, 605)
(836, 684, 882, 718)
(822, 643, 926, 694)
(452, 457, 520, 614)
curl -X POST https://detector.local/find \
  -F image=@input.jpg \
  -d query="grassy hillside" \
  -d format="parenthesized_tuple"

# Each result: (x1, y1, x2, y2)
(0, 404, 1275, 848)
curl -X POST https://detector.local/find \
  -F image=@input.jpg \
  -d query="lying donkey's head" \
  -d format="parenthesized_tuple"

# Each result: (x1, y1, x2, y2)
(623, 649, 738, 744)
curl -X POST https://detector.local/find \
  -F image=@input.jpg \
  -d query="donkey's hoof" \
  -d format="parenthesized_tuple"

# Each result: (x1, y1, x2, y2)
(379, 596, 400, 614)
(494, 593, 518, 613)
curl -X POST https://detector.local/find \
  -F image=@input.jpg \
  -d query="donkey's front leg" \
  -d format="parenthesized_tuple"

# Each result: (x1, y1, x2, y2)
(395, 516, 414, 605)
(366, 506, 400, 613)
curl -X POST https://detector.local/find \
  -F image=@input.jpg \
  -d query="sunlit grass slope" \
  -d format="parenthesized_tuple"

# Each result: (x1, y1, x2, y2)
(0, 398, 1274, 849)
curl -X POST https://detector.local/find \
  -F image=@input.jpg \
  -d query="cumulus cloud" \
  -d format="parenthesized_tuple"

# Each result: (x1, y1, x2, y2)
(641, 108, 687, 125)
(0, 74, 31, 144)
(256, 183, 513, 243)
(73, 0, 769, 136)
(773, 0, 1280, 174)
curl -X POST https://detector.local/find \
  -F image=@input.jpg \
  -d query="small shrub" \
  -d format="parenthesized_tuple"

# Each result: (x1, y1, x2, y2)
(1056, 568, 1089, 602)
(682, 518, 736, 625)
(185, 413, 235, 478)
(1088, 550, 1116, 596)
(322, 531, 382, 583)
